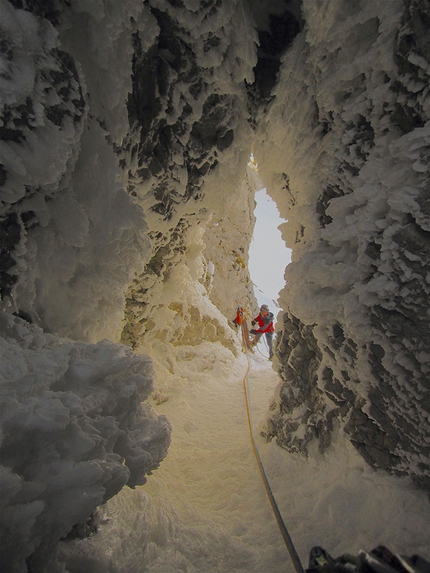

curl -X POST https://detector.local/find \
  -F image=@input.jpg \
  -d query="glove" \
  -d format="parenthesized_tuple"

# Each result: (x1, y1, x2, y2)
(250, 329, 257, 334)
(251, 320, 256, 326)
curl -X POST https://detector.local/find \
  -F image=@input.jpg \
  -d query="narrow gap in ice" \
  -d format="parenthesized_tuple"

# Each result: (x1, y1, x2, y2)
(248, 187, 292, 313)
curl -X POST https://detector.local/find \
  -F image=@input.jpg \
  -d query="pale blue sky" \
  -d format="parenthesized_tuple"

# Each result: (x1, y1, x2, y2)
(248, 188, 291, 312)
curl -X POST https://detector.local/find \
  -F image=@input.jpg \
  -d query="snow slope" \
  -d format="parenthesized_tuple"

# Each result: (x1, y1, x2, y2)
(57, 341, 429, 572)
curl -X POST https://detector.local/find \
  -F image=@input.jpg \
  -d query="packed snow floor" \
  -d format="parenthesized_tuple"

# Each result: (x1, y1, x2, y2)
(60, 340, 430, 573)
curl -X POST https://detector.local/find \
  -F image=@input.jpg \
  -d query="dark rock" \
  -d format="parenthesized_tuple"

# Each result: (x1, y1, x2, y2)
(61, 511, 101, 541)
(316, 184, 344, 227)
(0, 212, 20, 298)
(391, 102, 425, 134)
(251, 10, 301, 99)
(365, 241, 381, 261)
(8, 0, 64, 25)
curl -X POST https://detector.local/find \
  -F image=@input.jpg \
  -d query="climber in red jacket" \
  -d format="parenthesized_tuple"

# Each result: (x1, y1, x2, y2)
(250, 304, 275, 359)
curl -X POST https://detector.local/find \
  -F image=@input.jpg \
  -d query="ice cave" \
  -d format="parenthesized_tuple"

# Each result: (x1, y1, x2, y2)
(0, 0, 429, 571)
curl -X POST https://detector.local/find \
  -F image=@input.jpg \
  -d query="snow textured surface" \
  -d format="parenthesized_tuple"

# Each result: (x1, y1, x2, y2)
(1, 0, 430, 570)
(0, 0, 151, 342)
(255, 0, 430, 489)
(56, 347, 429, 572)
(0, 313, 171, 572)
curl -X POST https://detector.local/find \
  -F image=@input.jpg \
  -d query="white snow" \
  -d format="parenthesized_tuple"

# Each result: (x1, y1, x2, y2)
(56, 341, 429, 572)
(0, 313, 171, 573)
(1, 0, 429, 571)
(253, 0, 430, 483)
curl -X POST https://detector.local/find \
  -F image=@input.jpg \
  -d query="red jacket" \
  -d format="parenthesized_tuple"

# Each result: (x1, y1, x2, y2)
(253, 312, 274, 334)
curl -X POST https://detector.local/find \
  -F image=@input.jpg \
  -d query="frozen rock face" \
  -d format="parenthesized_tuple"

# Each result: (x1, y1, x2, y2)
(0, 0, 152, 343)
(1, 3, 171, 570)
(1, 1, 430, 570)
(255, 0, 430, 491)
(119, 0, 259, 349)
(1, 1, 258, 571)
(0, 312, 170, 572)
(202, 170, 258, 320)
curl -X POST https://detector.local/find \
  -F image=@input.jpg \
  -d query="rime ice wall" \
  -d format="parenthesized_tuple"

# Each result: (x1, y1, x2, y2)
(0, 0, 154, 343)
(119, 0, 259, 349)
(0, 1, 259, 570)
(1, 0, 430, 570)
(255, 0, 430, 491)
(0, 313, 171, 573)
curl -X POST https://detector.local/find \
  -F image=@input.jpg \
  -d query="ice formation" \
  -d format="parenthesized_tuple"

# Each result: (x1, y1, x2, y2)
(254, 0, 430, 491)
(1, 0, 429, 571)
(0, 312, 171, 572)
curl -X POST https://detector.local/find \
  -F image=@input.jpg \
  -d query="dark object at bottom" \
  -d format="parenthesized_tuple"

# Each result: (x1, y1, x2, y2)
(306, 545, 430, 573)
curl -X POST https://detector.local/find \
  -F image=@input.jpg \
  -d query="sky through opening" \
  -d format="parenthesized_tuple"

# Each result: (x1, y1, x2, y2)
(248, 188, 292, 316)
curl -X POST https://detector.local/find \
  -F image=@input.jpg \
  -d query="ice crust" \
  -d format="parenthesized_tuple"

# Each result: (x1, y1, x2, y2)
(1, 0, 429, 570)
(255, 0, 430, 488)
(0, 0, 152, 342)
(0, 313, 170, 572)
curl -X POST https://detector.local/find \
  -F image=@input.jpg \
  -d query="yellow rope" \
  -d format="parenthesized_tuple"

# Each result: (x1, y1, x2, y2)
(240, 318, 305, 573)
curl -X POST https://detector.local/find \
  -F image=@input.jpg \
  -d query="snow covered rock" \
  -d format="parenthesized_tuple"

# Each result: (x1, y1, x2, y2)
(0, 0, 153, 342)
(118, 0, 259, 348)
(0, 3, 255, 569)
(0, 0, 258, 344)
(1, 7, 430, 573)
(0, 312, 171, 573)
(256, 0, 430, 491)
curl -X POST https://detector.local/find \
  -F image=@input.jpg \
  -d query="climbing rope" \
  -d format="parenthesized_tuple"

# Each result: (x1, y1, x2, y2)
(238, 307, 305, 573)
(234, 303, 255, 353)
